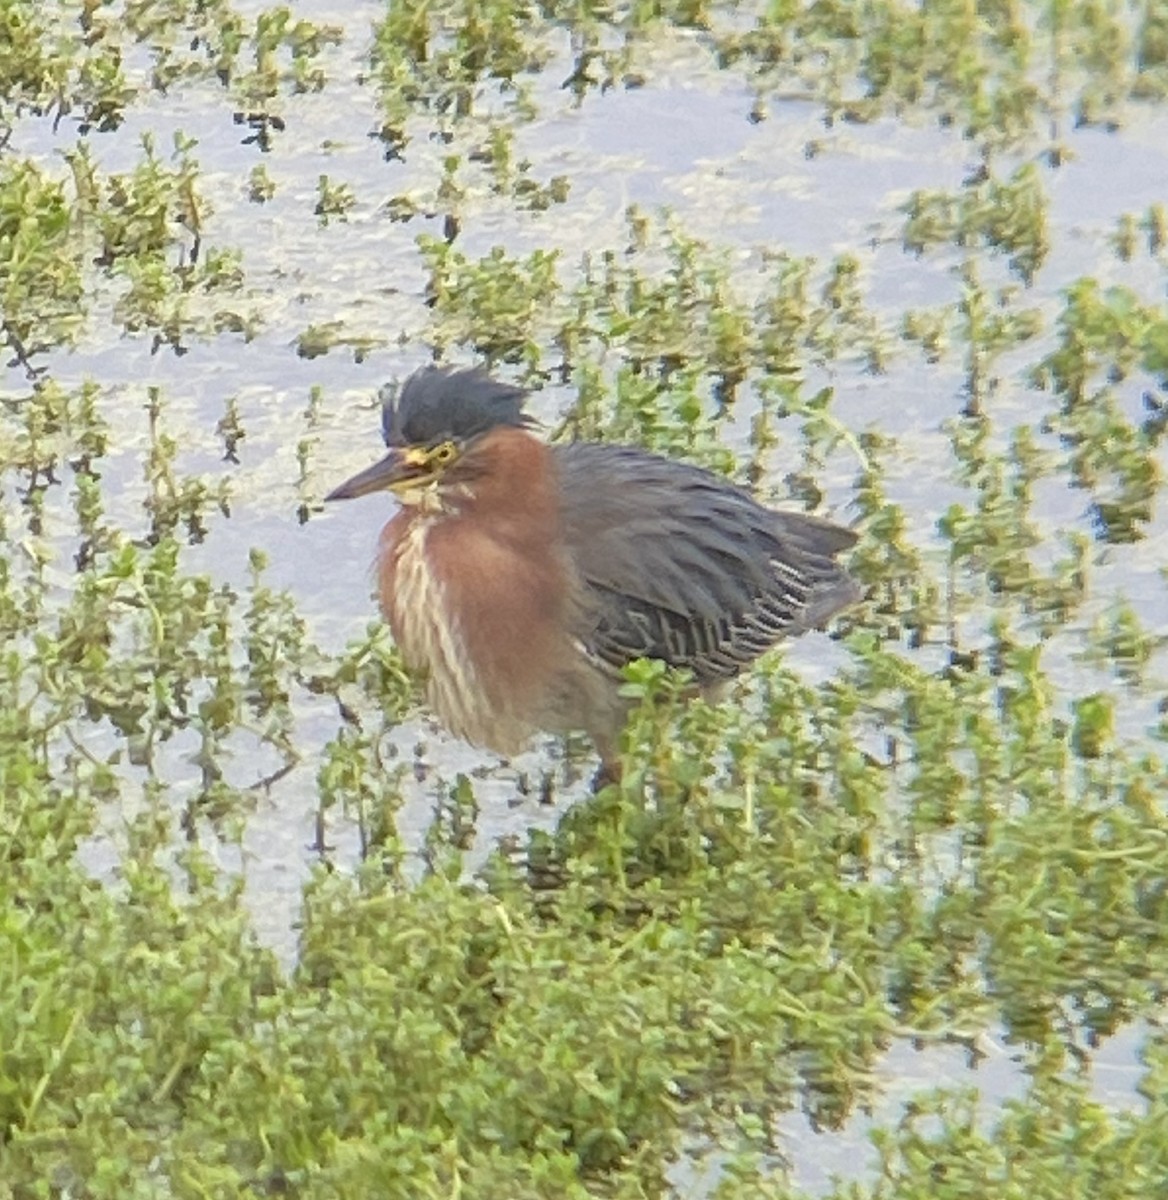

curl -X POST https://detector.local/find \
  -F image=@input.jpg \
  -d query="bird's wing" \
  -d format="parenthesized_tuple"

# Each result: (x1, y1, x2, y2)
(554, 443, 861, 685)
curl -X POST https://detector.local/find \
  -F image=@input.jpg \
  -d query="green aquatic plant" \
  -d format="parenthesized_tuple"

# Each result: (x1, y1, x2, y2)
(2, 2, 1168, 1197)
(418, 236, 562, 367)
(0, 156, 87, 367)
(1033, 279, 1167, 543)
(902, 163, 1050, 286)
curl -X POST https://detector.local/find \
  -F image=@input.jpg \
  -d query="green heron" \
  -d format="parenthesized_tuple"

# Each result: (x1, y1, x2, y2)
(327, 366, 860, 780)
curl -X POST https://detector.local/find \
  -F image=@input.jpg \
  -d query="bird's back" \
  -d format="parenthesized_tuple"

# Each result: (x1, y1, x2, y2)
(553, 442, 860, 685)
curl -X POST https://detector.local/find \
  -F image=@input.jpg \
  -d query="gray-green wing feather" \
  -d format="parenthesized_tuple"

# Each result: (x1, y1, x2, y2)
(554, 443, 860, 684)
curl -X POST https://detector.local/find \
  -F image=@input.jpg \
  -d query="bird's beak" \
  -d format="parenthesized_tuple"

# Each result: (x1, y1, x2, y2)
(325, 447, 430, 501)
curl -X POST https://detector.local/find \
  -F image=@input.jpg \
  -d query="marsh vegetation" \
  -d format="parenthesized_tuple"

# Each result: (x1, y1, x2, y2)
(1, 1, 1167, 1196)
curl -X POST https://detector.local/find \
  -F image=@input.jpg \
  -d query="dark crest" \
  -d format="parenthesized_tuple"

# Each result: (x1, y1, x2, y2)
(380, 366, 534, 447)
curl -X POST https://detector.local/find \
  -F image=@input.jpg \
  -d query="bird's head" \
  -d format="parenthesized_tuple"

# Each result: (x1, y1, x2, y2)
(326, 366, 535, 506)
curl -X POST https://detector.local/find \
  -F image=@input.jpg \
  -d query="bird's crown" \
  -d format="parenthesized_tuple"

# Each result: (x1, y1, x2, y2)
(381, 366, 534, 448)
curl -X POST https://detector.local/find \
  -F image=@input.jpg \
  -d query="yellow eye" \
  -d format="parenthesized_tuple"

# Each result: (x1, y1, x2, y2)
(431, 441, 457, 466)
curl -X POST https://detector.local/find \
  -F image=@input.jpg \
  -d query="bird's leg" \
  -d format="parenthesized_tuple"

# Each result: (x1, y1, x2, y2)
(587, 726, 625, 791)
(591, 754, 622, 792)
(591, 763, 615, 791)
(538, 769, 556, 806)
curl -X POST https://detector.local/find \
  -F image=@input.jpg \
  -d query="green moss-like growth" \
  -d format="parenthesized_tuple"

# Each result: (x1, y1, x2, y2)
(3, 2, 1168, 1197)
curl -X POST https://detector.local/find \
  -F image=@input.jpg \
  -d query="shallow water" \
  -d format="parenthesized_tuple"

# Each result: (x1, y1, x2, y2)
(3, 2, 1167, 1193)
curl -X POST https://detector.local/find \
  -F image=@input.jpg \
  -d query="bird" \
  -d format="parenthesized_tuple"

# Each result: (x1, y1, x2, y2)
(326, 366, 861, 782)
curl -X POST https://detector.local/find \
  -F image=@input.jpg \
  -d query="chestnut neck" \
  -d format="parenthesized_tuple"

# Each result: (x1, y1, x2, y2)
(429, 427, 561, 550)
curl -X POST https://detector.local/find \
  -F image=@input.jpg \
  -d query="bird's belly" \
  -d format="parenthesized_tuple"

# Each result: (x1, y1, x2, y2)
(387, 520, 534, 755)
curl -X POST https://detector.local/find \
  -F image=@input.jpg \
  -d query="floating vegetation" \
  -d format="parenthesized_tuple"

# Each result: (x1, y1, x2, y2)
(1, 2, 1167, 1197)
